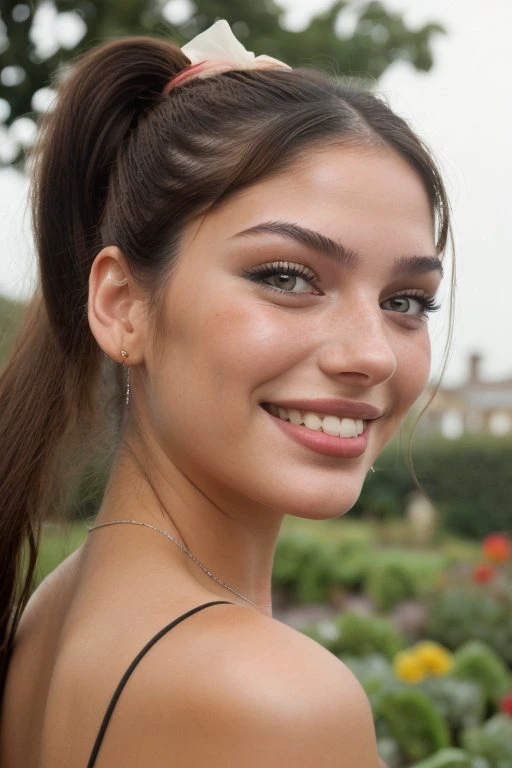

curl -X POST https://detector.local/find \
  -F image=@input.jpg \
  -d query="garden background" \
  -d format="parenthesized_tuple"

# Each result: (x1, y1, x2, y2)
(1, 1, 511, 766)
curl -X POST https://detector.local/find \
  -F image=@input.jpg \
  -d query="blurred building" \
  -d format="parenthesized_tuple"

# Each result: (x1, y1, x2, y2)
(420, 353, 512, 437)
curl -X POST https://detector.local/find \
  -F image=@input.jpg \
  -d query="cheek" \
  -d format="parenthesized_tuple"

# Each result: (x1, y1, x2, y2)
(191, 299, 309, 391)
(393, 332, 432, 413)
(149, 288, 310, 446)
(370, 334, 430, 457)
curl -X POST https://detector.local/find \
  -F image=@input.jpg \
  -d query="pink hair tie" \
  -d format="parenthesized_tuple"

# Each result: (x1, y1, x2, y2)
(162, 60, 242, 95)
(162, 62, 209, 95)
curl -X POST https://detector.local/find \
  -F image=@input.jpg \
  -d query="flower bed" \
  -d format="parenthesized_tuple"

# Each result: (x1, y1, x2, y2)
(298, 532, 512, 767)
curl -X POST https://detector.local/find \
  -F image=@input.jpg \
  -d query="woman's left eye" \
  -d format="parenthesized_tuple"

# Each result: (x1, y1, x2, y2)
(242, 261, 320, 294)
(381, 294, 440, 316)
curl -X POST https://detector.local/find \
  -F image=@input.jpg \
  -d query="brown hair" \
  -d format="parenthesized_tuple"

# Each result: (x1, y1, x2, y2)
(0, 35, 451, 691)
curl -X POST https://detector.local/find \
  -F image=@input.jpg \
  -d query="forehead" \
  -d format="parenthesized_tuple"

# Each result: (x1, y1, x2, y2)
(201, 144, 435, 256)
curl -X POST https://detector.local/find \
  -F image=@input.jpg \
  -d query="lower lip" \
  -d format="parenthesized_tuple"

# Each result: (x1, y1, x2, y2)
(263, 408, 370, 458)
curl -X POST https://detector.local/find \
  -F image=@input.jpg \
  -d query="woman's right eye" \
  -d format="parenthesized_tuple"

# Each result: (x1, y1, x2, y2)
(262, 272, 313, 293)
(241, 261, 320, 295)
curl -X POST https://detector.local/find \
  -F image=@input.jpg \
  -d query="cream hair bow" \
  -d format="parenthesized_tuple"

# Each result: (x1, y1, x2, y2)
(182, 19, 291, 71)
(164, 19, 291, 92)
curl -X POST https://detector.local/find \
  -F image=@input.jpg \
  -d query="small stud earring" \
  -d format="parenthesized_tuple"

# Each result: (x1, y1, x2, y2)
(120, 349, 130, 407)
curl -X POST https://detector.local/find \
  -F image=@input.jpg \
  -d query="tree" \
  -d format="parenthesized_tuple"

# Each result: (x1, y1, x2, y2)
(0, 0, 444, 166)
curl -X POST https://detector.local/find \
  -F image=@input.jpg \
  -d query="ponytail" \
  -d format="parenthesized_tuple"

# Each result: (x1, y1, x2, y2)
(0, 37, 188, 693)
(0, 297, 89, 686)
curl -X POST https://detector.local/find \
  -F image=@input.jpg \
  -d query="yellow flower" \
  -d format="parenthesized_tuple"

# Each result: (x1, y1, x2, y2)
(413, 641, 453, 677)
(393, 651, 426, 683)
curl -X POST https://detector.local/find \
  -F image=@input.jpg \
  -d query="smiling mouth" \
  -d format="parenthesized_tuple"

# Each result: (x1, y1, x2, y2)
(261, 403, 366, 438)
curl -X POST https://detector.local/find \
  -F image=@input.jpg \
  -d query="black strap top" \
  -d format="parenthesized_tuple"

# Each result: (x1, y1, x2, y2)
(86, 600, 232, 768)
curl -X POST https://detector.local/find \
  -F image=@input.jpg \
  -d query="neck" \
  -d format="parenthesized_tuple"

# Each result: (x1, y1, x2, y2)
(92, 438, 283, 616)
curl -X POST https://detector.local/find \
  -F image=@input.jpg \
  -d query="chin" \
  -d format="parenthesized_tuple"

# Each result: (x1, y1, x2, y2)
(265, 472, 368, 521)
(289, 502, 357, 522)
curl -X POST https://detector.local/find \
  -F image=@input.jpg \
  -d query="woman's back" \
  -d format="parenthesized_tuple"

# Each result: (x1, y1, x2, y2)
(0, 539, 380, 768)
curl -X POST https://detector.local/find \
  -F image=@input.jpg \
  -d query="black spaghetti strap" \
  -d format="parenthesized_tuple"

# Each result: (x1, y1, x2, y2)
(86, 600, 232, 768)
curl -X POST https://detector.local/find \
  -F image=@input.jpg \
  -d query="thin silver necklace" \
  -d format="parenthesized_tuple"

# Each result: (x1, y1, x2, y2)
(87, 519, 259, 610)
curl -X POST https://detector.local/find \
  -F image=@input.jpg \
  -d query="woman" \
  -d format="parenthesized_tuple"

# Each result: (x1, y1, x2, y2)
(0, 20, 449, 767)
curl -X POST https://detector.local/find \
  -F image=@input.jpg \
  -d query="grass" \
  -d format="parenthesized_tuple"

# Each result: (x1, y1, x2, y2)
(35, 520, 90, 587)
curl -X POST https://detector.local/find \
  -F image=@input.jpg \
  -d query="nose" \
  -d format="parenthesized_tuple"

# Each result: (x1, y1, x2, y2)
(316, 301, 397, 387)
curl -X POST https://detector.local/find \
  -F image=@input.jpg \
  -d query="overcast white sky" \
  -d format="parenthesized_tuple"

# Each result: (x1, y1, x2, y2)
(1, 0, 510, 385)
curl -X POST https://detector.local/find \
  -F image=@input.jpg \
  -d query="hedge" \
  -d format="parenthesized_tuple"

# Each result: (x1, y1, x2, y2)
(352, 436, 512, 540)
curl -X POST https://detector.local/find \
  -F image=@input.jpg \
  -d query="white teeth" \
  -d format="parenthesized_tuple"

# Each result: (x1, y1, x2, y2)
(303, 412, 323, 431)
(339, 418, 357, 438)
(322, 415, 342, 436)
(266, 404, 366, 438)
(288, 409, 303, 425)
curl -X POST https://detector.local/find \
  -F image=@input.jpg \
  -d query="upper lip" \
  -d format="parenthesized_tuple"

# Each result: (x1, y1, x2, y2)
(262, 398, 383, 420)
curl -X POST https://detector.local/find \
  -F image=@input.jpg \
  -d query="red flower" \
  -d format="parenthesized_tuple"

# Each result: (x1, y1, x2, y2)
(482, 533, 511, 563)
(473, 563, 495, 583)
(499, 692, 512, 717)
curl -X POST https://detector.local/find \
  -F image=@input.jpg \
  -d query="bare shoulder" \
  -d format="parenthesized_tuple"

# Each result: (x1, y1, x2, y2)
(15, 545, 83, 635)
(7, 547, 84, 675)
(109, 604, 380, 767)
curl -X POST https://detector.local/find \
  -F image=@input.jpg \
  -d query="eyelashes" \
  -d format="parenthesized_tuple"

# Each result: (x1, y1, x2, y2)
(241, 261, 319, 294)
(382, 292, 441, 315)
(241, 261, 441, 316)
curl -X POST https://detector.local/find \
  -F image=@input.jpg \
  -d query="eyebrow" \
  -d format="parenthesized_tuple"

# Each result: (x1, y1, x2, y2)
(231, 221, 444, 279)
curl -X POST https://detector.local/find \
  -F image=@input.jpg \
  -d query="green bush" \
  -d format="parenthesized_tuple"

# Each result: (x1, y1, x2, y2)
(450, 642, 512, 708)
(272, 532, 331, 602)
(353, 436, 512, 540)
(340, 656, 454, 767)
(272, 531, 373, 603)
(365, 559, 419, 611)
(420, 677, 485, 733)
(324, 537, 373, 591)
(303, 612, 405, 660)
(377, 687, 451, 762)
(336, 649, 510, 768)
(426, 587, 512, 667)
(273, 526, 446, 608)
(461, 715, 512, 767)
(412, 748, 488, 768)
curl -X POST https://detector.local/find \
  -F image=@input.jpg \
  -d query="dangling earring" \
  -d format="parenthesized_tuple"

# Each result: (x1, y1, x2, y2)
(370, 465, 375, 473)
(120, 349, 130, 406)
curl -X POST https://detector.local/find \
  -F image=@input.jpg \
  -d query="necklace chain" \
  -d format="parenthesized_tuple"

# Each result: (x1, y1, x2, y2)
(87, 519, 259, 610)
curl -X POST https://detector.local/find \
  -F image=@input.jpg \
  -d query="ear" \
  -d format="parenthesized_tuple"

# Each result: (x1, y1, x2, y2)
(88, 246, 147, 365)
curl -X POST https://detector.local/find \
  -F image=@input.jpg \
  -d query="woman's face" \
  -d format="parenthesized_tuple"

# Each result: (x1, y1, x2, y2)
(140, 146, 441, 519)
